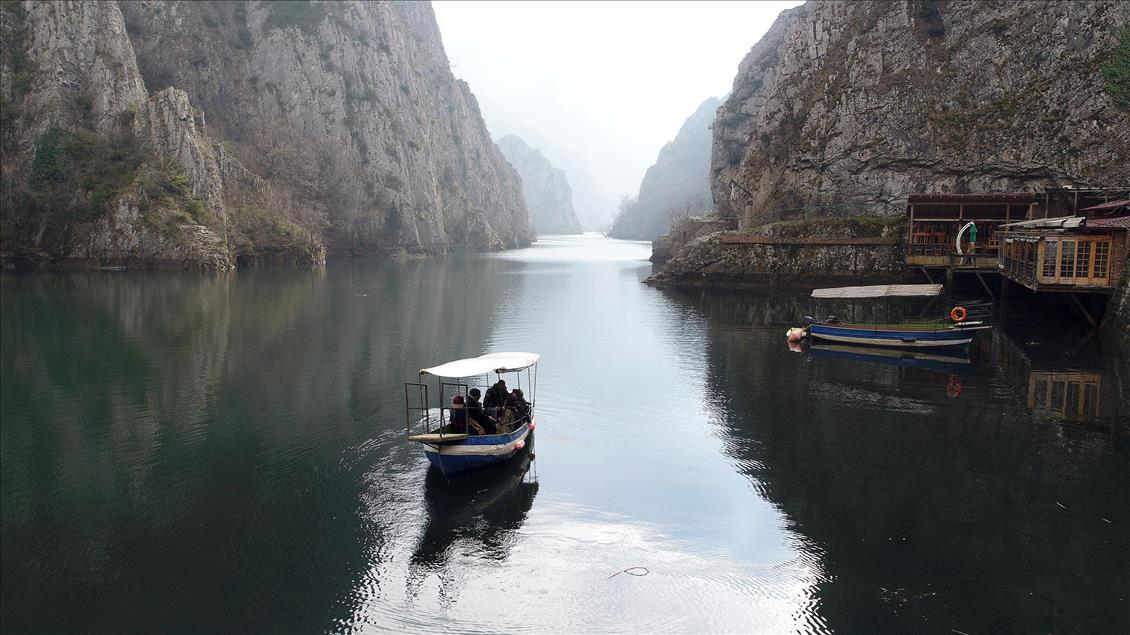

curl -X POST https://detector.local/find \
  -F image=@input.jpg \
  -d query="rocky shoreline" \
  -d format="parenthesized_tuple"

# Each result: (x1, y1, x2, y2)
(645, 215, 906, 287)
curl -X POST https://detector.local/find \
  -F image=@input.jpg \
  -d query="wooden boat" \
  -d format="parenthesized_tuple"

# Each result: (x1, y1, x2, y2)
(404, 352, 539, 479)
(800, 284, 992, 349)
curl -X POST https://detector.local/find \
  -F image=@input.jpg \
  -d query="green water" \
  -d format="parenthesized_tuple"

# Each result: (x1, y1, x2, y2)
(2, 235, 1128, 633)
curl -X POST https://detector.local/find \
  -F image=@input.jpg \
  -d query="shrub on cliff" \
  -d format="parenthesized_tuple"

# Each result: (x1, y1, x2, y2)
(3, 125, 148, 255)
(1104, 27, 1130, 110)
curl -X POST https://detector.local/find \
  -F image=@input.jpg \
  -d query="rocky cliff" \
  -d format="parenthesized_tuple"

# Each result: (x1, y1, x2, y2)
(1, 1, 249, 269)
(610, 96, 719, 241)
(496, 135, 581, 235)
(712, 0, 1130, 226)
(1, 0, 530, 269)
(120, 0, 531, 254)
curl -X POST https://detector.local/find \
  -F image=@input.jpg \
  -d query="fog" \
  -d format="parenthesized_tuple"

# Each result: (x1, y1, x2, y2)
(433, 0, 802, 229)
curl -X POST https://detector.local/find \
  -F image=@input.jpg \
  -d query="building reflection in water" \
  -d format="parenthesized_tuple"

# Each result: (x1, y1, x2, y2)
(993, 330, 1126, 432)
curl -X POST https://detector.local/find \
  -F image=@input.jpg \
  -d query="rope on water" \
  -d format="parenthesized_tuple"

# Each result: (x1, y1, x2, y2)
(607, 567, 649, 579)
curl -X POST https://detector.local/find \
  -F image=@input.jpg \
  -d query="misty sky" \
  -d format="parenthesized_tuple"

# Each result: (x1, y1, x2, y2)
(433, 0, 802, 226)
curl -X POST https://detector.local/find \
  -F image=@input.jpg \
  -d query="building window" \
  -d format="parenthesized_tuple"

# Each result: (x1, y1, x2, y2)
(1076, 240, 1091, 278)
(1060, 240, 1076, 278)
(1042, 239, 1059, 278)
(1094, 240, 1110, 279)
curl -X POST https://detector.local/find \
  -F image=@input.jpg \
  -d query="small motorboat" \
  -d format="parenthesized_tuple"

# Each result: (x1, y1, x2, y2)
(404, 352, 539, 479)
(794, 284, 992, 349)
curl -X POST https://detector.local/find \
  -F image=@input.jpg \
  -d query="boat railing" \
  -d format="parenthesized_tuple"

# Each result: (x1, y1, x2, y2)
(404, 382, 431, 435)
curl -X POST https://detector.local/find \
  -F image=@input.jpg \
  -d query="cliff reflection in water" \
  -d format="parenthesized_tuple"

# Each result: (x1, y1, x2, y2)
(664, 287, 1130, 633)
(0, 260, 522, 634)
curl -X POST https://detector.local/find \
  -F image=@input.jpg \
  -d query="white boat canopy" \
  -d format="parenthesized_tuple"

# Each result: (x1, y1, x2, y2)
(420, 352, 540, 378)
(811, 284, 944, 299)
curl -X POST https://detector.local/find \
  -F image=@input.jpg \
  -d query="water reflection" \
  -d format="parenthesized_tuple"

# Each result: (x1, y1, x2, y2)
(993, 329, 1127, 432)
(3, 237, 1128, 634)
(663, 286, 1130, 633)
(409, 440, 537, 586)
(807, 343, 973, 375)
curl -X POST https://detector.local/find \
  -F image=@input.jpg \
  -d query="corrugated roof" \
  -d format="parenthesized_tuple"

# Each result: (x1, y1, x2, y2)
(1001, 216, 1084, 229)
(1085, 215, 1130, 229)
(1079, 199, 1130, 212)
(811, 284, 944, 299)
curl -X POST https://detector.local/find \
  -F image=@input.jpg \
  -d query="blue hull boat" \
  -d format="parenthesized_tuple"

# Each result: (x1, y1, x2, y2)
(405, 351, 542, 479)
(422, 422, 533, 478)
(808, 322, 990, 348)
(794, 285, 994, 350)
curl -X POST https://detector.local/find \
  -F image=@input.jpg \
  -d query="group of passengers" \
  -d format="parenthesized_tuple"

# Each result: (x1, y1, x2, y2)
(449, 379, 531, 435)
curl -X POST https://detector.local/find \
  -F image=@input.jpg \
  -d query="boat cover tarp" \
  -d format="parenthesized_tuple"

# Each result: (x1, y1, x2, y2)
(811, 284, 943, 299)
(420, 352, 540, 378)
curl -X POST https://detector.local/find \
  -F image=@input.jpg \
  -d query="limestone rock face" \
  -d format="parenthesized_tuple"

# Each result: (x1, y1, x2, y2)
(712, 0, 1130, 227)
(496, 135, 582, 235)
(8, 0, 147, 144)
(135, 88, 227, 214)
(72, 200, 234, 270)
(119, 0, 533, 253)
(1, 1, 238, 268)
(611, 96, 719, 241)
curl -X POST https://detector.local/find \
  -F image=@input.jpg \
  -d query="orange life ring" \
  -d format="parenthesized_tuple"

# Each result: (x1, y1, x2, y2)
(950, 306, 968, 322)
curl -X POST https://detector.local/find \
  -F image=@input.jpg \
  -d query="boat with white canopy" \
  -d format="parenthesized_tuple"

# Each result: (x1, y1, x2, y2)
(789, 284, 992, 349)
(404, 352, 539, 478)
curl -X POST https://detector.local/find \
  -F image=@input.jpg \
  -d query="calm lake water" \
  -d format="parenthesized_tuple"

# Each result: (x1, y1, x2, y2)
(2, 234, 1128, 633)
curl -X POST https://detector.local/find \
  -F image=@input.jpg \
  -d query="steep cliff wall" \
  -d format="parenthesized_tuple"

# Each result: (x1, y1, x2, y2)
(610, 96, 719, 241)
(1, 1, 240, 268)
(119, 0, 532, 254)
(496, 135, 581, 235)
(1, 0, 328, 269)
(712, 0, 1130, 227)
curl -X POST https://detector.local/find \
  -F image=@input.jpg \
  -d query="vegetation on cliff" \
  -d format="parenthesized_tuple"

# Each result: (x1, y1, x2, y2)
(1103, 26, 1130, 110)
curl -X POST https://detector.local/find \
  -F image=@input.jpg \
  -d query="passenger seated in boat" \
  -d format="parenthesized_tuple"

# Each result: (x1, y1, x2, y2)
(484, 380, 508, 417)
(466, 388, 497, 435)
(499, 389, 531, 432)
(447, 395, 470, 434)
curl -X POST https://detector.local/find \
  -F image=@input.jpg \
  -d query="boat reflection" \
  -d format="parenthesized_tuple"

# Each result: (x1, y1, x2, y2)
(409, 435, 538, 573)
(807, 342, 973, 375)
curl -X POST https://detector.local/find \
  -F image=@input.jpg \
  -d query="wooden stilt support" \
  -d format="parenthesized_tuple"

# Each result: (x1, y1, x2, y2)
(920, 267, 936, 284)
(974, 272, 995, 299)
(999, 275, 1009, 323)
(1068, 292, 1098, 328)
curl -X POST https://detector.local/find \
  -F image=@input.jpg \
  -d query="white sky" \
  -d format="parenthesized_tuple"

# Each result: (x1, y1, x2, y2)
(433, 0, 802, 225)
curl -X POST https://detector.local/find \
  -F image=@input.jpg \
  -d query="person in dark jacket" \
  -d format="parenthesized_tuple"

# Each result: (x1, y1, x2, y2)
(466, 388, 496, 434)
(507, 389, 531, 425)
(483, 380, 508, 418)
